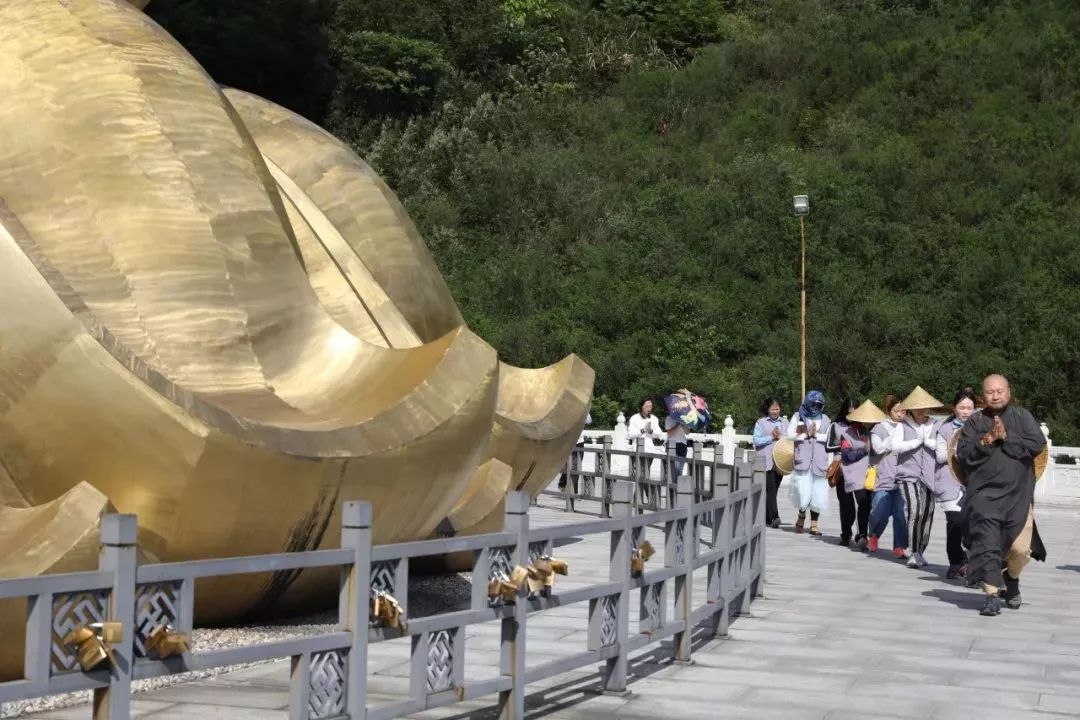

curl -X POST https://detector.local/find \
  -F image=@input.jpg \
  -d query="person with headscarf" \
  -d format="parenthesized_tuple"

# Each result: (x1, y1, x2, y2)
(786, 390, 831, 535)
(894, 386, 943, 569)
(833, 400, 887, 549)
(956, 374, 1047, 616)
(935, 388, 977, 579)
(753, 397, 788, 528)
(867, 394, 909, 556)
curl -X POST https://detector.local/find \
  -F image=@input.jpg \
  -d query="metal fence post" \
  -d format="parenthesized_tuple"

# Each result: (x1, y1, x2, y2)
(602, 480, 632, 693)
(340, 501, 372, 720)
(94, 514, 137, 720)
(673, 475, 694, 663)
(498, 491, 530, 720)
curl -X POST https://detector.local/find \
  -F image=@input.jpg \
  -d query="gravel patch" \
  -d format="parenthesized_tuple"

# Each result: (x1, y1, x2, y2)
(2, 573, 473, 717)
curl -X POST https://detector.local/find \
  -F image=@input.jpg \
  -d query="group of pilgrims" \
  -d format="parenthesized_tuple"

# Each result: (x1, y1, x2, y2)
(752, 374, 1047, 616)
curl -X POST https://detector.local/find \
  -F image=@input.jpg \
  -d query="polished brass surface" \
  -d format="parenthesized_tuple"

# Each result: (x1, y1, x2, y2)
(0, 0, 592, 680)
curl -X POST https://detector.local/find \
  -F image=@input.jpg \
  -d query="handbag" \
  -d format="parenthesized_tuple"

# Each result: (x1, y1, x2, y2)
(826, 459, 842, 488)
(863, 465, 877, 492)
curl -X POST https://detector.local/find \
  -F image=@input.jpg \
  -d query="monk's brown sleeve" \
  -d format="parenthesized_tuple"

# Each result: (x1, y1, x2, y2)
(1001, 408, 1046, 461)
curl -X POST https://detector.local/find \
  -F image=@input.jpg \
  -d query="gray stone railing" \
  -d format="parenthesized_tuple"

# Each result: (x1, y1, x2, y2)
(0, 460, 765, 720)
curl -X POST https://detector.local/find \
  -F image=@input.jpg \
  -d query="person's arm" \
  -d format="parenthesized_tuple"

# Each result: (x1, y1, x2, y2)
(922, 422, 937, 449)
(841, 435, 867, 464)
(627, 414, 643, 438)
(1001, 408, 1046, 461)
(935, 432, 949, 464)
(752, 420, 772, 450)
(891, 423, 922, 453)
(824, 424, 841, 452)
(786, 414, 801, 440)
(871, 427, 891, 454)
(956, 414, 995, 470)
(650, 416, 662, 437)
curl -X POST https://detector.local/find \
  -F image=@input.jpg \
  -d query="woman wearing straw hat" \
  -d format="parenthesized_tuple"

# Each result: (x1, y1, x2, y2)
(935, 388, 977, 579)
(753, 397, 789, 529)
(786, 390, 831, 535)
(867, 394, 909, 556)
(835, 400, 888, 549)
(894, 386, 943, 569)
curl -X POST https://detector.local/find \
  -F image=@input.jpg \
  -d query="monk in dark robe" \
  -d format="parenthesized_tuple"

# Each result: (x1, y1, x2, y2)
(956, 374, 1046, 616)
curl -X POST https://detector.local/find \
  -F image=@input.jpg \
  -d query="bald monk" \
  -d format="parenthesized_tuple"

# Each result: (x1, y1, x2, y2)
(955, 374, 1046, 616)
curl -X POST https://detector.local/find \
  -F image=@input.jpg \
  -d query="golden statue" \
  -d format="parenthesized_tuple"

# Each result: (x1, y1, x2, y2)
(0, 0, 592, 678)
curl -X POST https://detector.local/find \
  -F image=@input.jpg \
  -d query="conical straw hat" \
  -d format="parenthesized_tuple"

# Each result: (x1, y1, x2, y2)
(897, 386, 943, 411)
(846, 399, 887, 425)
(772, 437, 794, 476)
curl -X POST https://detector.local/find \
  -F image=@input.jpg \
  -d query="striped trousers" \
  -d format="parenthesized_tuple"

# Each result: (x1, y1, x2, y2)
(900, 481, 934, 556)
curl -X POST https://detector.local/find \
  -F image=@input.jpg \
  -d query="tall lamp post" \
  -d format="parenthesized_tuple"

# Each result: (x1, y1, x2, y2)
(793, 194, 810, 400)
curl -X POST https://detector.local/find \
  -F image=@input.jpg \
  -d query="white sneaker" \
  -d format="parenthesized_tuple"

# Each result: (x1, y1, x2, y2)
(914, 552, 928, 567)
(906, 555, 919, 569)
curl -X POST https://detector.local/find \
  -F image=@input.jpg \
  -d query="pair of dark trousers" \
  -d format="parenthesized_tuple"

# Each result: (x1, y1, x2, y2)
(836, 486, 870, 541)
(765, 468, 783, 523)
(944, 510, 966, 566)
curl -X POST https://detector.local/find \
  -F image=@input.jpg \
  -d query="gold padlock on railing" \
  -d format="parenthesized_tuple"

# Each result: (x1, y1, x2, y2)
(146, 624, 190, 659)
(525, 556, 569, 594)
(370, 590, 406, 630)
(487, 565, 530, 604)
(630, 540, 656, 577)
(62, 626, 113, 672)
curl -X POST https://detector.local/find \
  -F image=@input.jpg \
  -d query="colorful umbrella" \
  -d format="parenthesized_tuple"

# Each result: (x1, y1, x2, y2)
(663, 391, 711, 432)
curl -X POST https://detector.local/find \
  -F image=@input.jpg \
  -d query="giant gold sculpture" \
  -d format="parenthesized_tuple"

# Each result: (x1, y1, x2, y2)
(0, 0, 593, 679)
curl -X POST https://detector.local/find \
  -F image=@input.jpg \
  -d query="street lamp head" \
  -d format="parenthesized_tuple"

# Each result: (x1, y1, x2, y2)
(793, 195, 810, 216)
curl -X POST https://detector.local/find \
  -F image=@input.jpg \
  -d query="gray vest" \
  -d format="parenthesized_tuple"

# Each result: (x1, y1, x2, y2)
(754, 416, 788, 471)
(895, 417, 939, 490)
(793, 412, 831, 477)
(839, 424, 871, 493)
(871, 423, 898, 491)
(935, 421, 963, 502)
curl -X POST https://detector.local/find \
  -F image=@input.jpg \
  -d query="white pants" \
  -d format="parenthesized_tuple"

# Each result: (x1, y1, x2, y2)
(789, 471, 829, 514)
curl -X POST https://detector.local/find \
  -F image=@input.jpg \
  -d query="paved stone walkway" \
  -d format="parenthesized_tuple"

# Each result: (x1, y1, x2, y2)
(28, 496, 1080, 719)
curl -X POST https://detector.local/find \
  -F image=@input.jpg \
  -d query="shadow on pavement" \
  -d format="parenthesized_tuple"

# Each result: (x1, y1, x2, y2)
(922, 587, 985, 611)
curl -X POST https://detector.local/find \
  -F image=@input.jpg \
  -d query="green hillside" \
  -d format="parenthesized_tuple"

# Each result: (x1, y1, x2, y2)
(150, 0, 1080, 441)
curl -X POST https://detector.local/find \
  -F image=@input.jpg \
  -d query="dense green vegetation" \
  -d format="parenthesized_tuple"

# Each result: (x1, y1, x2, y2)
(149, 0, 1080, 441)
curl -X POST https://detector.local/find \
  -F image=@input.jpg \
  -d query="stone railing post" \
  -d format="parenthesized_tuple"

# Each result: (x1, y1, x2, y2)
(673, 475, 694, 663)
(340, 501, 372, 720)
(633, 436, 645, 510)
(498, 491, 530, 720)
(600, 436, 613, 518)
(95, 514, 137, 720)
(752, 454, 767, 597)
(613, 412, 628, 447)
(721, 415, 736, 465)
(602, 480, 633, 693)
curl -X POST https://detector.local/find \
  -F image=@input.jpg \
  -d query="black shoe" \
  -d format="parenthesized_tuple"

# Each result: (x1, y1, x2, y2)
(964, 575, 981, 589)
(769, 518, 781, 529)
(1003, 573, 1021, 609)
(838, 535, 851, 547)
(980, 595, 1002, 616)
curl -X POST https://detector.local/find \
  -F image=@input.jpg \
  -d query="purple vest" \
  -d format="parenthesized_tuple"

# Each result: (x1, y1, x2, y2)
(935, 421, 963, 502)
(871, 423, 898, 491)
(754, 416, 788, 471)
(792, 412, 831, 477)
(895, 418, 938, 490)
(839, 425, 871, 493)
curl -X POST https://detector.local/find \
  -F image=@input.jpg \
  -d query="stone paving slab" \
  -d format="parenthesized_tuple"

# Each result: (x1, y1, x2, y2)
(24, 496, 1080, 719)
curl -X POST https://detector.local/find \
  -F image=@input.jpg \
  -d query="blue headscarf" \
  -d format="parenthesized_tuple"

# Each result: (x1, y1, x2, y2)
(800, 390, 826, 420)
